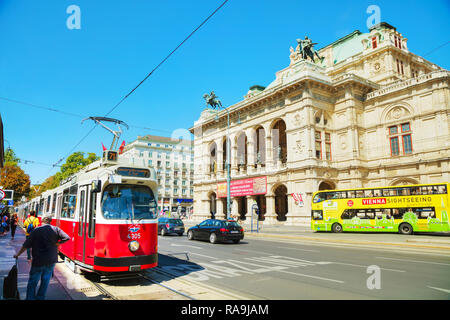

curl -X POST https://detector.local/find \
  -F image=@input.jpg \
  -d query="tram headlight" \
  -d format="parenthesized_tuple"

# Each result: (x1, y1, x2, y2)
(128, 241, 140, 252)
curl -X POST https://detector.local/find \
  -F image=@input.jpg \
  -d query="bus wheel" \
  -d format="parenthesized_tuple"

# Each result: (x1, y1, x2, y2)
(331, 223, 343, 233)
(399, 223, 413, 235)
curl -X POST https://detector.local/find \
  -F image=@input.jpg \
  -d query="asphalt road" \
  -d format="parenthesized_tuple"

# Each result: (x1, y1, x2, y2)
(154, 233, 450, 300)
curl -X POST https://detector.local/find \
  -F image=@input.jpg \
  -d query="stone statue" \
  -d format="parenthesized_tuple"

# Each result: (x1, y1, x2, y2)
(203, 91, 222, 109)
(296, 36, 324, 63)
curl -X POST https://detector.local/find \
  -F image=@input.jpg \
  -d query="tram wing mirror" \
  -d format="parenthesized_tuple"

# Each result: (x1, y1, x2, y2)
(91, 180, 102, 193)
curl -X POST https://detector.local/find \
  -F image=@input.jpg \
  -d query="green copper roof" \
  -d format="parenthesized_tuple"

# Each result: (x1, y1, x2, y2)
(330, 30, 368, 65)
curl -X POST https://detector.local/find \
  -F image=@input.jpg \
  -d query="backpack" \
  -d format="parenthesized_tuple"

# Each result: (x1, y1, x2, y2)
(26, 217, 36, 234)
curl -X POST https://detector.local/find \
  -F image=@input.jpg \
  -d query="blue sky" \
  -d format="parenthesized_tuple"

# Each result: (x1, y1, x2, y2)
(1, 0, 449, 185)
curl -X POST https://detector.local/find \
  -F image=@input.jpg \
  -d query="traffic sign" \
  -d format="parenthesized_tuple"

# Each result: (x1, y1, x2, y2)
(0, 189, 5, 201)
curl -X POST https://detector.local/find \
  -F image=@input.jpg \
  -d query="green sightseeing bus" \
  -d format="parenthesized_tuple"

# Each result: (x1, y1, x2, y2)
(311, 183, 450, 234)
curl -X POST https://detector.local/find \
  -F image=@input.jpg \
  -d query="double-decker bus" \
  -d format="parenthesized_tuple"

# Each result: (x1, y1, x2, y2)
(311, 183, 449, 234)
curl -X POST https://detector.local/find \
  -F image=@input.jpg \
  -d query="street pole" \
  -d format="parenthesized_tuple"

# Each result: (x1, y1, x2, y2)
(226, 108, 231, 220)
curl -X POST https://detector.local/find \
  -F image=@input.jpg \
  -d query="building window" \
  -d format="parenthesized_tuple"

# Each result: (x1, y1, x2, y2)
(315, 131, 322, 160)
(389, 123, 413, 156)
(394, 35, 402, 49)
(325, 133, 332, 161)
(148, 160, 152, 166)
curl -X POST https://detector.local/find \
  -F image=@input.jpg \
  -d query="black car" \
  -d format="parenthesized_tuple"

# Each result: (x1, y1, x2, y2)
(158, 217, 185, 236)
(187, 219, 244, 244)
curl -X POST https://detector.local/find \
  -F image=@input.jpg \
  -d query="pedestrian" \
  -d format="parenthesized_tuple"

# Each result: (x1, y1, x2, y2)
(13, 213, 70, 300)
(0, 213, 8, 236)
(23, 211, 40, 261)
(10, 212, 18, 240)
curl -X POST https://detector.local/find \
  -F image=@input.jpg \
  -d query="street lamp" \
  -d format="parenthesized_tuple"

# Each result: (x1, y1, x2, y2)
(204, 91, 231, 220)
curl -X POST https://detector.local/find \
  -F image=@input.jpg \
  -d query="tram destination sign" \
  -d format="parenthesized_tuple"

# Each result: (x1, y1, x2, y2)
(116, 167, 150, 178)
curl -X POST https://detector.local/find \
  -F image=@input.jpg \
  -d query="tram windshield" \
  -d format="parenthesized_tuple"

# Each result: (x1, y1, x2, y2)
(101, 184, 157, 220)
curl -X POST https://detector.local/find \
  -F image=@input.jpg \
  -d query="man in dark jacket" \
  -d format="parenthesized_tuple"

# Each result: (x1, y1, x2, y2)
(14, 213, 70, 300)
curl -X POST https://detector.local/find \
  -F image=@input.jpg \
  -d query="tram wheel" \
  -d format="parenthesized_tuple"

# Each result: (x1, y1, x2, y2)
(398, 223, 413, 235)
(331, 223, 343, 233)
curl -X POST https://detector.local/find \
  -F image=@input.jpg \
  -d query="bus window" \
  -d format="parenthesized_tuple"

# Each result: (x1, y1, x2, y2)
(336, 191, 347, 199)
(312, 210, 323, 220)
(357, 210, 366, 219)
(437, 185, 447, 194)
(389, 189, 398, 196)
(341, 210, 355, 220)
(401, 188, 411, 196)
(384, 208, 392, 219)
(373, 189, 382, 197)
(366, 210, 375, 219)
(356, 190, 364, 198)
(313, 194, 324, 203)
(347, 191, 355, 198)
(411, 187, 421, 195)
(364, 190, 373, 197)
(375, 209, 383, 219)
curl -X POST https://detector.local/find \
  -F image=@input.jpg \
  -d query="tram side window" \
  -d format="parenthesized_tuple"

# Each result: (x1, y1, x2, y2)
(52, 193, 57, 214)
(46, 196, 51, 213)
(88, 192, 97, 238)
(61, 188, 70, 218)
(78, 190, 85, 237)
(68, 185, 78, 219)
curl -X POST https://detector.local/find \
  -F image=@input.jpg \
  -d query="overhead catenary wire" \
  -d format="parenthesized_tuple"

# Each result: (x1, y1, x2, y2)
(21, 0, 229, 182)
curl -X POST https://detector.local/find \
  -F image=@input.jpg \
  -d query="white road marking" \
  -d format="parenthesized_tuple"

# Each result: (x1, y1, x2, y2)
(377, 257, 450, 266)
(170, 243, 202, 249)
(332, 262, 405, 273)
(275, 246, 320, 253)
(276, 269, 345, 284)
(187, 252, 219, 260)
(427, 286, 450, 294)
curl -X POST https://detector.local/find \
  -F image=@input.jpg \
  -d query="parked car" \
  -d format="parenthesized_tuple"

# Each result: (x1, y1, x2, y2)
(158, 217, 185, 236)
(187, 219, 244, 244)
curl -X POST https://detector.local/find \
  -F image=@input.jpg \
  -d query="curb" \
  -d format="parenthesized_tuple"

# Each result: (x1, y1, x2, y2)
(244, 232, 450, 250)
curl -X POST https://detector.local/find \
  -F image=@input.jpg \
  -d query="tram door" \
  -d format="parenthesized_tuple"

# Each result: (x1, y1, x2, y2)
(75, 186, 95, 265)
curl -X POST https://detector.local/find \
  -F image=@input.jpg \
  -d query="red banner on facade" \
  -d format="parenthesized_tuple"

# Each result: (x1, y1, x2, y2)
(217, 176, 267, 198)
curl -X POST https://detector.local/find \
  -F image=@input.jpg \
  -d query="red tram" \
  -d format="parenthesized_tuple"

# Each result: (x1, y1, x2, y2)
(18, 150, 159, 273)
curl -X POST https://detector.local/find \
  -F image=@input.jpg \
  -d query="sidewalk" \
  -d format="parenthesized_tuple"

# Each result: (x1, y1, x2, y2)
(0, 227, 72, 300)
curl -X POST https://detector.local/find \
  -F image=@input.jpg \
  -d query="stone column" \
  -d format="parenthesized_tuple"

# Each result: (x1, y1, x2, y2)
(216, 198, 225, 220)
(217, 139, 224, 177)
(231, 197, 239, 219)
(245, 195, 257, 224)
(264, 195, 277, 224)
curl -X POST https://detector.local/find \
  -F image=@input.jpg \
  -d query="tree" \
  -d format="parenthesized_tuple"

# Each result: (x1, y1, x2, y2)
(33, 151, 99, 197)
(4, 147, 20, 166)
(0, 164, 31, 202)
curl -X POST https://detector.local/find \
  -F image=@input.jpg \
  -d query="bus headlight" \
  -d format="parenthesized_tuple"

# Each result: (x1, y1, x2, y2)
(129, 241, 140, 252)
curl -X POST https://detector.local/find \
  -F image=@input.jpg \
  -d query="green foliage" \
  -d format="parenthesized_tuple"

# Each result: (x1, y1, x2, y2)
(34, 152, 99, 197)
(4, 147, 20, 166)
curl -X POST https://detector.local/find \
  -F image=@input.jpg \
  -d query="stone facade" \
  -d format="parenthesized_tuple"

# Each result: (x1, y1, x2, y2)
(189, 23, 450, 226)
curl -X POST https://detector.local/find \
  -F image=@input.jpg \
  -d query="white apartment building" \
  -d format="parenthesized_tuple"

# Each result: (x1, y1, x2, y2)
(122, 135, 194, 214)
